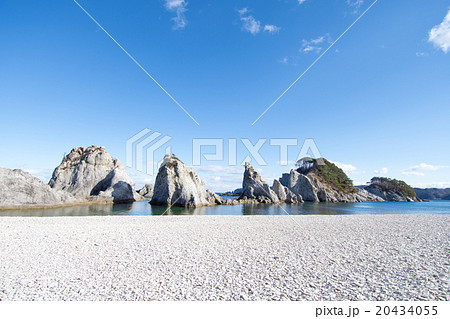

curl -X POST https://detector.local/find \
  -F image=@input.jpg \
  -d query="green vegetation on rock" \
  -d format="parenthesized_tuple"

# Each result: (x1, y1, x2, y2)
(297, 158, 357, 193)
(370, 177, 417, 198)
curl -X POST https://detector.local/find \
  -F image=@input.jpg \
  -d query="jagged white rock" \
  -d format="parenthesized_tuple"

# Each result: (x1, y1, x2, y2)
(279, 170, 319, 202)
(0, 167, 79, 209)
(240, 163, 279, 203)
(272, 179, 303, 203)
(150, 155, 221, 207)
(49, 146, 140, 203)
(137, 184, 154, 197)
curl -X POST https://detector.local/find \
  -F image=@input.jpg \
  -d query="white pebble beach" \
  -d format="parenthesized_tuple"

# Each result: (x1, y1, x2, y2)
(0, 215, 448, 301)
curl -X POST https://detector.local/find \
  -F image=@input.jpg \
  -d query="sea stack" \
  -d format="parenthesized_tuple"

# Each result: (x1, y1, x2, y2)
(49, 146, 140, 203)
(150, 155, 222, 207)
(240, 162, 279, 203)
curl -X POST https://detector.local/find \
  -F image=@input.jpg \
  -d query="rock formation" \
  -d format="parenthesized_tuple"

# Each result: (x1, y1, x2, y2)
(49, 146, 140, 203)
(0, 168, 79, 209)
(239, 163, 279, 203)
(150, 155, 222, 207)
(138, 184, 154, 197)
(272, 179, 303, 203)
(278, 159, 384, 203)
(364, 177, 420, 202)
(279, 170, 319, 201)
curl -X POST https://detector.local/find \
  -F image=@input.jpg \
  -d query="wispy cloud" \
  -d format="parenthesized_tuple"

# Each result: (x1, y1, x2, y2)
(300, 34, 331, 53)
(240, 15, 261, 35)
(278, 56, 289, 64)
(374, 167, 388, 175)
(264, 25, 281, 34)
(428, 8, 450, 53)
(402, 163, 448, 177)
(24, 168, 53, 183)
(238, 8, 280, 35)
(164, 0, 188, 30)
(346, 0, 364, 14)
(192, 165, 244, 192)
(298, 0, 307, 5)
(332, 161, 357, 173)
(416, 52, 428, 57)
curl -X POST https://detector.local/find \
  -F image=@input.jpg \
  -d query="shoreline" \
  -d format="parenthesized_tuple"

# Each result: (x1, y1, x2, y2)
(0, 199, 149, 211)
(0, 215, 448, 301)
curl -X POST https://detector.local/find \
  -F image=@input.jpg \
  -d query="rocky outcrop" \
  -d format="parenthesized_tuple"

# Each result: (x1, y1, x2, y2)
(207, 190, 224, 205)
(0, 168, 79, 209)
(280, 170, 319, 202)
(365, 185, 418, 202)
(278, 160, 385, 203)
(364, 177, 420, 202)
(138, 184, 154, 197)
(150, 155, 222, 207)
(49, 146, 140, 203)
(272, 180, 303, 203)
(240, 163, 279, 203)
(219, 188, 243, 197)
(355, 188, 385, 202)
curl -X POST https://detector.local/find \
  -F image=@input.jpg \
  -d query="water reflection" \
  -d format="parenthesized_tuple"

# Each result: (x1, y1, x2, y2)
(0, 200, 449, 217)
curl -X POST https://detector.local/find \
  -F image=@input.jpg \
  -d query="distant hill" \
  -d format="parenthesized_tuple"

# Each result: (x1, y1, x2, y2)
(414, 188, 450, 200)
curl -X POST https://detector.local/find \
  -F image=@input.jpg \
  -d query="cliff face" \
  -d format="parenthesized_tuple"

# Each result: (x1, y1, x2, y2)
(49, 146, 140, 203)
(364, 177, 420, 202)
(150, 155, 221, 207)
(0, 168, 79, 209)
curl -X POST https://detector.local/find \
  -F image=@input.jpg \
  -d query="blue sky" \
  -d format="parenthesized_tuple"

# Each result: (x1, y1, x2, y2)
(0, 0, 449, 192)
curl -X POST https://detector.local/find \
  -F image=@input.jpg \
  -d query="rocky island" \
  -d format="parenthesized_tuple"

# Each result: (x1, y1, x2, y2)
(150, 155, 222, 207)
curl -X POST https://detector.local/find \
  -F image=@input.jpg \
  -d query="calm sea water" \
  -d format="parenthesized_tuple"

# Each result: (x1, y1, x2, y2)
(1, 200, 449, 217)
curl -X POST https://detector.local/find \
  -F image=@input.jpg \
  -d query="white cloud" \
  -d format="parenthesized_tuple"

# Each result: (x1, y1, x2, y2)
(416, 52, 428, 57)
(240, 15, 261, 35)
(191, 165, 245, 192)
(408, 163, 447, 171)
(374, 167, 388, 175)
(24, 168, 53, 183)
(264, 25, 281, 34)
(429, 9, 450, 53)
(125, 168, 155, 189)
(237, 7, 248, 16)
(331, 161, 357, 173)
(164, 0, 188, 29)
(238, 8, 279, 36)
(401, 163, 448, 177)
(301, 34, 331, 53)
(346, 0, 364, 14)
(402, 171, 425, 177)
(298, 0, 307, 5)
(278, 56, 289, 64)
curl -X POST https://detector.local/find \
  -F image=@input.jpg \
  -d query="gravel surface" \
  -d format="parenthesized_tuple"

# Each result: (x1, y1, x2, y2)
(0, 215, 448, 301)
